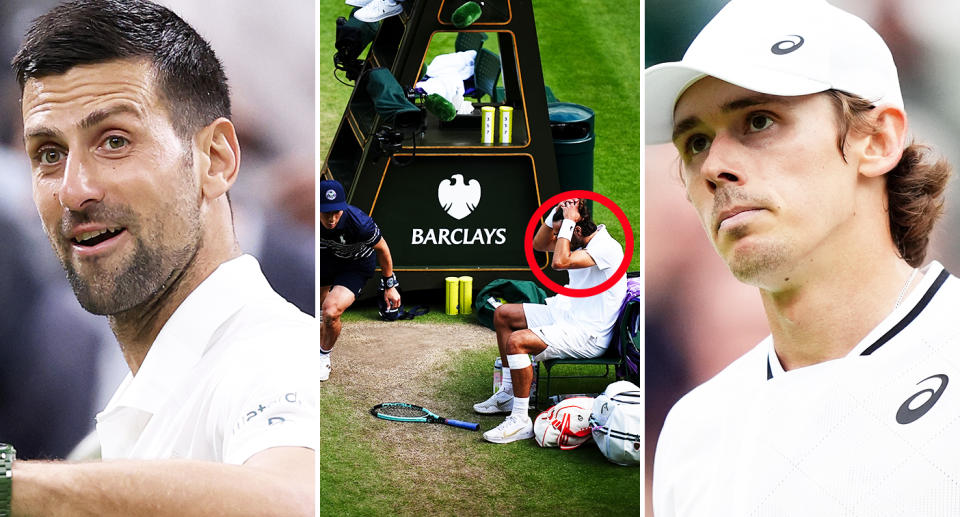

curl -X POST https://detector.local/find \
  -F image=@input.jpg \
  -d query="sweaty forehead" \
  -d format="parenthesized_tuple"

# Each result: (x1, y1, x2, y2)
(21, 59, 161, 131)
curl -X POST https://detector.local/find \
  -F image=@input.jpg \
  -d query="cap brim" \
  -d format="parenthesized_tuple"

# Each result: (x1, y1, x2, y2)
(319, 201, 348, 212)
(644, 61, 832, 145)
(645, 63, 706, 145)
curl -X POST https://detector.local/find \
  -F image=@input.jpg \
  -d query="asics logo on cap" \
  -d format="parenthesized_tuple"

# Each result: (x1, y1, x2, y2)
(325, 189, 337, 201)
(896, 373, 948, 425)
(770, 34, 804, 55)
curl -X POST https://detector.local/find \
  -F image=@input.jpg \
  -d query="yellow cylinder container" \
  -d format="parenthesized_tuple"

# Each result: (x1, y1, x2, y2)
(481, 106, 496, 144)
(445, 277, 460, 315)
(498, 106, 513, 144)
(458, 276, 473, 314)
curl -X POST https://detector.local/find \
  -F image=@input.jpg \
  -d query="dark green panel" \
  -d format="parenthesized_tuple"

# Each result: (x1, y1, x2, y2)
(371, 154, 541, 268)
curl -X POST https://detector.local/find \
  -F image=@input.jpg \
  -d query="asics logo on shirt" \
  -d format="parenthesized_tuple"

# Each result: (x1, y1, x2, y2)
(896, 374, 949, 425)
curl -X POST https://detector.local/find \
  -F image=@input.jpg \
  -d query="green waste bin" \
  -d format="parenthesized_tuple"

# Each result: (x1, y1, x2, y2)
(548, 103, 595, 196)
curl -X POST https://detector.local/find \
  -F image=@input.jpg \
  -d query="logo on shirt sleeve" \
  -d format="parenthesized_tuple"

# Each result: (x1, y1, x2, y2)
(234, 392, 303, 432)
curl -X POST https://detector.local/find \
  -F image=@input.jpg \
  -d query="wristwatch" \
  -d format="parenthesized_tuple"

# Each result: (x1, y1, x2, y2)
(0, 443, 14, 517)
(380, 274, 399, 290)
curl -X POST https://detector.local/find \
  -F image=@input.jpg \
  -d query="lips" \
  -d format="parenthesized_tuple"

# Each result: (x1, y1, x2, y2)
(715, 206, 764, 233)
(65, 223, 129, 256)
(73, 227, 124, 246)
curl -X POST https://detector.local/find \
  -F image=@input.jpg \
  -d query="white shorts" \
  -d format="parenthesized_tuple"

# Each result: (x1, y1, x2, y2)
(521, 303, 605, 362)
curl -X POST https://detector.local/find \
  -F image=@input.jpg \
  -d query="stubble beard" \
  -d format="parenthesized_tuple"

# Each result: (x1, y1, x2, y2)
(709, 187, 789, 286)
(50, 175, 202, 316)
(720, 231, 790, 286)
(62, 227, 198, 316)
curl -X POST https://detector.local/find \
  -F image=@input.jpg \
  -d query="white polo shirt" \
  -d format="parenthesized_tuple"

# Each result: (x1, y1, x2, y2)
(95, 254, 318, 464)
(545, 224, 627, 344)
(654, 261, 960, 517)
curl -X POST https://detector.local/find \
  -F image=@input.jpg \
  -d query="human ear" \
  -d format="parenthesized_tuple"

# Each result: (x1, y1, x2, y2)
(858, 106, 907, 178)
(196, 117, 241, 200)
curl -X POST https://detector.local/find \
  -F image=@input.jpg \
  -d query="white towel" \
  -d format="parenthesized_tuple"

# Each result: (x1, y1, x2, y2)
(425, 50, 477, 81)
(415, 76, 474, 114)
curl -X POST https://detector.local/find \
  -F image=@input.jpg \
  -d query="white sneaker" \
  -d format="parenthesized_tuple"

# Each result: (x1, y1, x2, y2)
(483, 415, 534, 444)
(354, 0, 403, 22)
(319, 353, 331, 382)
(473, 390, 513, 414)
(346, 0, 372, 7)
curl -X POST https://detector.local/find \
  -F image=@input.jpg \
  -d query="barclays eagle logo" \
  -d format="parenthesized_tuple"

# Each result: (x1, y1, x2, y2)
(437, 173, 481, 220)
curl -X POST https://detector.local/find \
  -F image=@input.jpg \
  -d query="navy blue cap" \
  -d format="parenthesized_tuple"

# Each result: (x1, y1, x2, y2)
(320, 179, 348, 212)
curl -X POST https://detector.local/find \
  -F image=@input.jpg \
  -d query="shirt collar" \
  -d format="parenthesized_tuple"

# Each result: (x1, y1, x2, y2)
(766, 260, 948, 380)
(99, 254, 271, 415)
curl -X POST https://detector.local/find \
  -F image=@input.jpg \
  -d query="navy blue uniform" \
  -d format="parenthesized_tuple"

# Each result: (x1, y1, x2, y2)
(320, 205, 382, 296)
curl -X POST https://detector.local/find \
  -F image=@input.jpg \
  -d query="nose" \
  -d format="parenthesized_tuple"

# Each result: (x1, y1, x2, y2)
(699, 133, 746, 193)
(58, 152, 103, 211)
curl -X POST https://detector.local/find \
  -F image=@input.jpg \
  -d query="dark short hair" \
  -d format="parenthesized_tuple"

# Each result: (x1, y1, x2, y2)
(552, 201, 598, 237)
(12, 0, 230, 141)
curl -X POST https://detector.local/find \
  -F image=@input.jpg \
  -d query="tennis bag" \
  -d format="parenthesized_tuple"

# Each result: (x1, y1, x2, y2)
(611, 274, 641, 381)
(474, 279, 547, 330)
(590, 381, 642, 466)
(533, 396, 595, 450)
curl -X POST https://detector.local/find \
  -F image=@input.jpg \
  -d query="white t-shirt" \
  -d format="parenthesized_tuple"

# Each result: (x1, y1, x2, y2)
(654, 261, 960, 516)
(96, 255, 318, 464)
(545, 224, 627, 345)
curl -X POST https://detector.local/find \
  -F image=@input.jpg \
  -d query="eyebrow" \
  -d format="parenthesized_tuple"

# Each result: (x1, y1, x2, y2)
(672, 93, 785, 142)
(24, 127, 63, 141)
(24, 104, 143, 141)
(78, 104, 143, 130)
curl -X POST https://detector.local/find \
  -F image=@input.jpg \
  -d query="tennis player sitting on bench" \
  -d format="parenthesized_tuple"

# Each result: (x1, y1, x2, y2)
(475, 199, 627, 443)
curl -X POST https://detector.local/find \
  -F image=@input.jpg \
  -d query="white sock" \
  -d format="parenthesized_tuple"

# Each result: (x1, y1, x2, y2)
(511, 396, 529, 419)
(500, 367, 513, 395)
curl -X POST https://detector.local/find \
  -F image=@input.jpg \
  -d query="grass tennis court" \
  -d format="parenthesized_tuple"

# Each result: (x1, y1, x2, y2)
(318, 0, 641, 514)
(318, 320, 641, 515)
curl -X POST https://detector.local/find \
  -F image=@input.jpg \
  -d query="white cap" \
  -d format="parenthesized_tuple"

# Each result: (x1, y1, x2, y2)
(645, 0, 903, 144)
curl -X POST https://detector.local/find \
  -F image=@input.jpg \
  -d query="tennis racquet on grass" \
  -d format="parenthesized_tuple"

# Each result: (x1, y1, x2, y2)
(370, 402, 480, 431)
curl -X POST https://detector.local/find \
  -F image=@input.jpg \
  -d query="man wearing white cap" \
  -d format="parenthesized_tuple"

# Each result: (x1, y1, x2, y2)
(647, 0, 959, 515)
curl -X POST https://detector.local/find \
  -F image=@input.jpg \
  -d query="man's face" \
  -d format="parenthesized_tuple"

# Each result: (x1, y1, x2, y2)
(21, 59, 203, 315)
(570, 227, 585, 250)
(320, 210, 343, 230)
(671, 77, 861, 286)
